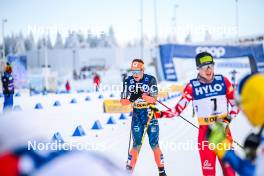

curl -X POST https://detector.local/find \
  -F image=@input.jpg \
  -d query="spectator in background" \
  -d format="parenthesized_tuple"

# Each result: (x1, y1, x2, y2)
(1, 62, 14, 113)
(65, 80, 71, 93)
(73, 69, 79, 80)
(93, 73, 101, 92)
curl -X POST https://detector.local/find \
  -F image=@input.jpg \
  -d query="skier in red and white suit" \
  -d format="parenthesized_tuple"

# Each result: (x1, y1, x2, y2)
(162, 52, 239, 176)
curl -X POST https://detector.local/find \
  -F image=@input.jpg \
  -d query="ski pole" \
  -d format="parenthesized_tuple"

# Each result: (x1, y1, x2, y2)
(140, 110, 155, 149)
(157, 100, 171, 111)
(127, 115, 133, 156)
(179, 115, 199, 129)
(157, 100, 199, 129)
(156, 100, 245, 151)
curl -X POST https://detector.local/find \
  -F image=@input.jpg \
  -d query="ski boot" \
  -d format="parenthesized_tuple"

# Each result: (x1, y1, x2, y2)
(125, 164, 133, 174)
(158, 167, 167, 176)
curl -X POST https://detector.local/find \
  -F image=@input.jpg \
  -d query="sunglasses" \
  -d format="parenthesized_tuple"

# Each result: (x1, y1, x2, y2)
(130, 70, 143, 75)
(198, 64, 214, 70)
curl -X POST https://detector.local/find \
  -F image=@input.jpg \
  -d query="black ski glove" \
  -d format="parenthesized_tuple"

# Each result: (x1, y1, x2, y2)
(244, 127, 263, 161)
(129, 91, 143, 102)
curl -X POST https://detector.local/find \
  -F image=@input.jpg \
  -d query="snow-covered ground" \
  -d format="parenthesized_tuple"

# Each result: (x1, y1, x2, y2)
(0, 87, 253, 176)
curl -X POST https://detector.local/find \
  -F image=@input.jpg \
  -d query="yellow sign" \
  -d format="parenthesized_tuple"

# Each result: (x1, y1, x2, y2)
(169, 84, 184, 92)
(103, 99, 131, 113)
(158, 91, 169, 98)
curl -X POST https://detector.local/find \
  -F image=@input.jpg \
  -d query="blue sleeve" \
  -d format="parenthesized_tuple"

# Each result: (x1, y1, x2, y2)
(122, 78, 129, 92)
(121, 77, 131, 99)
(149, 76, 158, 97)
(223, 150, 255, 176)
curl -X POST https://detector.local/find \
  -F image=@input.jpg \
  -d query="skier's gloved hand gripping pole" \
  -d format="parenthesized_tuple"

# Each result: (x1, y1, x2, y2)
(156, 100, 245, 151)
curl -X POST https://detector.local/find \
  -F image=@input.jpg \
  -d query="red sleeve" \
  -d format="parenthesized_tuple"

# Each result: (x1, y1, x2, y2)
(224, 76, 239, 115)
(224, 76, 235, 100)
(175, 83, 193, 114)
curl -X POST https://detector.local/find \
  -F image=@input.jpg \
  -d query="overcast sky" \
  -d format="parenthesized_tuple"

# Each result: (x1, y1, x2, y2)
(1, 0, 264, 44)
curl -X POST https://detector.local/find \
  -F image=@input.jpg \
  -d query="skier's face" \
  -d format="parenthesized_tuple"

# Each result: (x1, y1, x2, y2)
(198, 64, 214, 81)
(131, 69, 144, 81)
(131, 61, 144, 82)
